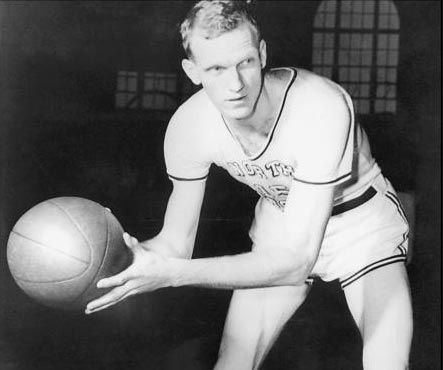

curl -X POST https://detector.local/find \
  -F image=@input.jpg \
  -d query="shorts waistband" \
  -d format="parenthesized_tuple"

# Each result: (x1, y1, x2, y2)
(331, 186, 377, 216)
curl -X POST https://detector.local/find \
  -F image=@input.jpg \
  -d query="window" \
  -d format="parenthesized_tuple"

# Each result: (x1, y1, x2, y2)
(115, 71, 200, 111)
(142, 72, 178, 110)
(115, 71, 138, 109)
(312, 0, 400, 114)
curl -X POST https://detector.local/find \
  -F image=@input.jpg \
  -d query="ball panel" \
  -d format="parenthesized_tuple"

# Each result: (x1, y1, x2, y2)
(15, 279, 95, 309)
(7, 231, 89, 282)
(12, 200, 92, 262)
(50, 197, 109, 246)
(71, 210, 130, 308)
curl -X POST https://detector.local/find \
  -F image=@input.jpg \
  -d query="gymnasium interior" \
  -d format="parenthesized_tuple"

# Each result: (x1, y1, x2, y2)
(0, 1, 440, 369)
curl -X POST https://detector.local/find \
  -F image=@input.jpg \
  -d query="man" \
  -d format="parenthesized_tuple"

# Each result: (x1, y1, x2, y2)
(86, 1, 413, 369)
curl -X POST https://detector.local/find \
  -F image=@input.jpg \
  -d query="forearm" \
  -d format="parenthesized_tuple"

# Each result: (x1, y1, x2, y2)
(169, 249, 312, 290)
(140, 231, 195, 259)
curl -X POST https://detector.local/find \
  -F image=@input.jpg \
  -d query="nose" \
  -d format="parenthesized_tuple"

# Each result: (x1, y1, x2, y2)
(227, 67, 244, 93)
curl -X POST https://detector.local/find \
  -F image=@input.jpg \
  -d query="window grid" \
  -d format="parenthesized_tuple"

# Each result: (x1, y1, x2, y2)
(312, 0, 400, 115)
(115, 71, 138, 109)
(143, 72, 178, 111)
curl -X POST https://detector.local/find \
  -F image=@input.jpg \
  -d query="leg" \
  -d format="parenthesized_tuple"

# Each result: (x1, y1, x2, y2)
(214, 284, 311, 370)
(343, 263, 413, 370)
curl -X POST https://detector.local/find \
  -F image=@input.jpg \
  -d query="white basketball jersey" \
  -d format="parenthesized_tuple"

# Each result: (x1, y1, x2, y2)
(164, 68, 381, 210)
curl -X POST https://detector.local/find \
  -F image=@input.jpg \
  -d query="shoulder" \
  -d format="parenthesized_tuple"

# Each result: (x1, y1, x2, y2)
(164, 89, 220, 159)
(169, 89, 217, 126)
(287, 68, 352, 117)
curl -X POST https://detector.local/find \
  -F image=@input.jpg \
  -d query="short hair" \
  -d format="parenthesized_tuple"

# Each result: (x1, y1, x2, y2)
(180, 0, 261, 58)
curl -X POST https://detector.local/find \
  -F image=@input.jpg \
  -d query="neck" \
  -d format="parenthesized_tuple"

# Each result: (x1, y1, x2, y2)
(227, 75, 274, 135)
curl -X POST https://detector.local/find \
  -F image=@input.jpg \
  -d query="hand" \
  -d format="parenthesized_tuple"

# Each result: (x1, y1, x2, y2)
(85, 232, 174, 315)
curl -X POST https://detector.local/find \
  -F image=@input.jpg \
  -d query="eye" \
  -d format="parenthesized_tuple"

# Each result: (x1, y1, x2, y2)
(208, 65, 223, 73)
(241, 58, 254, 66)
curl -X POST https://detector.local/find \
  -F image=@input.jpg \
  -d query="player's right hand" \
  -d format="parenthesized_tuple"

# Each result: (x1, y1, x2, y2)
(85, 232, 177, 314)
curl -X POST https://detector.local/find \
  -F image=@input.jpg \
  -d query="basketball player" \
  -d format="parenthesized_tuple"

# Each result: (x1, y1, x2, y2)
(86, 1, 413, 369)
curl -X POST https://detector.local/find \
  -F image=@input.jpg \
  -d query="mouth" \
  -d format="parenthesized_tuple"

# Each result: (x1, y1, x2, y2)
(227, 95, 247, 102)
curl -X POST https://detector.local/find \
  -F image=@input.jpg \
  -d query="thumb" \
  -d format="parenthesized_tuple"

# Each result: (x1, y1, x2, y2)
(123, 232, 139, 249)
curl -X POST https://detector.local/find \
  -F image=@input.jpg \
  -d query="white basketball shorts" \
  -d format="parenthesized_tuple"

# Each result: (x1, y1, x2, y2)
(249, 174, 409, 289)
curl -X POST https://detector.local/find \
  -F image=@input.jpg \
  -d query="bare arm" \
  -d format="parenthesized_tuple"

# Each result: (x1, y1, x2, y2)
(142, 179, 206, 259)
(169, 181, 334, 289)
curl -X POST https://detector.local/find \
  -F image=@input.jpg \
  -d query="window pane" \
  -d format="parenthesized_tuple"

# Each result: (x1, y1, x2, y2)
(360, 84, 370, 97)
(340, 33, 351, 48)
(363, 13, 374, 29)
(324, 49, 334, 64)
(386, 100, 396, 112)
(314, 13, 325, 27)
(325, 0, 336, 12)
(128, 76, 137, 92)
(379, 0, 390, 14)
(322, 67, 333, 78)
(350, 67, 360, 82)
(339, 68, 349, 81)
(313, 33, 323, 48)
(313, 48, 323, 64)
(325, 13, 336, 28)
(364, 0, 375, 13)
(362, 34, 373, 49)
(341, 13, 351, 28)
(377, 50, 387, 65)
(361, 50, 372, 66)
(377, 85, 386, 97)
(351, 34, 361, 48)
(389, 34, 399, 50)
(387, 85, 396, 98)
(377, 67, 387, 82)
(324, 33, 334, 48)
(387, 68, 397, 82)
(378, 34, 388, 49)
(388, 51, 398, 66)
(354, 0, 364, 13)
(361, 68, 371, 82)
(379, 14, 389, 29)
(339, 50, 349, 64)
(390, 14, 400, 29)
(375, 99, 386, 112)
(352, 13, 363, 28)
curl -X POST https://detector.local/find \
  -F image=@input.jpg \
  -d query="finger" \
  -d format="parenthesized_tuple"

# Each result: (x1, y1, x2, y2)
(96, 267, 133, 288)
(104, 207, 112, 213)
(85, 287, 127, 314)
(85, 283, 137, 314)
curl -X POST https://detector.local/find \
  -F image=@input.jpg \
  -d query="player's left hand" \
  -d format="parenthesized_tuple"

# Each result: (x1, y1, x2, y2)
(85, 233, 175, 314)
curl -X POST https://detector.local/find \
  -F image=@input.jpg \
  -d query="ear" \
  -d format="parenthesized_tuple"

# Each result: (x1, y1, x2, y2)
(259, 39, 267, 69)
(182, 59, 201, 85)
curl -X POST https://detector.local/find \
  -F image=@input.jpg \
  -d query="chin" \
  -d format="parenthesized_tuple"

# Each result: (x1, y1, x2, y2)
(223, 106, 254, 121)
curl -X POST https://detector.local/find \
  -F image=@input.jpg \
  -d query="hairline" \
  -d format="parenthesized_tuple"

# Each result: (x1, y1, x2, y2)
(185, 20, 261, 61)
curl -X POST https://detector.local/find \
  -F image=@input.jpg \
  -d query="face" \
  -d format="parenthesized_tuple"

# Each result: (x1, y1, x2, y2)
(182, 23, 267, 121)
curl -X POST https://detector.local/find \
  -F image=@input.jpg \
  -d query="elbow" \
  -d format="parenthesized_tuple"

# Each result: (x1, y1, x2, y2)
(272, 249, 316, 286)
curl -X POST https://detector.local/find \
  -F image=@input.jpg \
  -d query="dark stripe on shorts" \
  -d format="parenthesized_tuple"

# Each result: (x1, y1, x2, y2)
(331, 186, 377, 216)
(385, 191, 408, 223)
(168, 174, 208, 181)
(340, 251, 407, 289)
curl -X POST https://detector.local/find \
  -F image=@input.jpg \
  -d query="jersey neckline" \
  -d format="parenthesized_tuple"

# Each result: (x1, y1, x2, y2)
(220, 67, 297, 161)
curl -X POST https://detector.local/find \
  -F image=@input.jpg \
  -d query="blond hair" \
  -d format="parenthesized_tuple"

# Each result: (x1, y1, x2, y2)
(180, 0, 260, 58)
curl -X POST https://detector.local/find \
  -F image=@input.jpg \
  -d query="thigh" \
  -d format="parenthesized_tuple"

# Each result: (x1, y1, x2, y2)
(215, 284, 311, 370)
(343, 262, 413, 369)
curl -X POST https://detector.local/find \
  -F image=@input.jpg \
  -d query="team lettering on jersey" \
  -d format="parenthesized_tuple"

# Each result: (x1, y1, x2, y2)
(226, 160, 297, 209)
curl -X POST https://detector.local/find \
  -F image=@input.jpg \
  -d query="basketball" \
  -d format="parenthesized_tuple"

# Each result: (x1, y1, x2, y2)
(6, 197, 130, 310)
